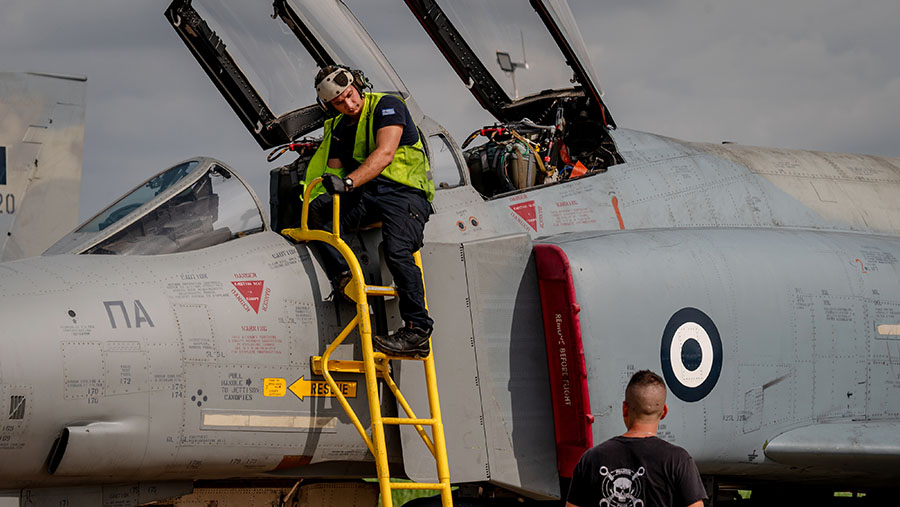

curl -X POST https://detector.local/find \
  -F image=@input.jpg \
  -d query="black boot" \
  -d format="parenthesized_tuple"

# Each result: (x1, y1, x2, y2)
(373, 324, 432, 358)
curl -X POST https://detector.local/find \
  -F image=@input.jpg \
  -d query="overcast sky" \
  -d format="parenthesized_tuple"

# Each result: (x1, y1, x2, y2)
(1, 0, 898, 223)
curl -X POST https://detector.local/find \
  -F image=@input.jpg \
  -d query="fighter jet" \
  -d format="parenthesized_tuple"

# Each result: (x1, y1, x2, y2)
(1, 0, 899, 506)
(0, 72, 85, 261)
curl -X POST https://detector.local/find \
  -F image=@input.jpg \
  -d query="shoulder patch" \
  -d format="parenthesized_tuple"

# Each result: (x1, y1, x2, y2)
(381, 107, 395, 116)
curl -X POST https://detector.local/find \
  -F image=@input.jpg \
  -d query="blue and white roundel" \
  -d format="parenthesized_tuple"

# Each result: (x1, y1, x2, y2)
(660, 308, 722, 402)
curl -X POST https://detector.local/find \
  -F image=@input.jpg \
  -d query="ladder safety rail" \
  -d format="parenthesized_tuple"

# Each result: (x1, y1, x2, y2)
(281, 177, 453, 507)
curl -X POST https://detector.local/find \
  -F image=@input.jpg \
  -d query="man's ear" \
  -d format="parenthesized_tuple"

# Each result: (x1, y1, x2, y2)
(660, 403, 668, 421)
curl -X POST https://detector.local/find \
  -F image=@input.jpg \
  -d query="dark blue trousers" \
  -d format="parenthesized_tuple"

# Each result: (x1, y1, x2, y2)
(308, 179, 433, 331)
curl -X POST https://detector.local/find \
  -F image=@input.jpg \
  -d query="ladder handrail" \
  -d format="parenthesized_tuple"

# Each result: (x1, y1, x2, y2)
(283, 177, 452, 507)
(290, 175, 380, 450)
(320, 313, 375, 454)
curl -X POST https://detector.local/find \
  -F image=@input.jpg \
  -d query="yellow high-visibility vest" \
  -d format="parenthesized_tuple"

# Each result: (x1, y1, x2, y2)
(304, 92, 434, 202)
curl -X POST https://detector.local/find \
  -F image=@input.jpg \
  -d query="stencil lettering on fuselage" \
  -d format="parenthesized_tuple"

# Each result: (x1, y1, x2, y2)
(660, 308, 723, 402)
(0, 145, 17, 214)
(103, 300, 154, 329)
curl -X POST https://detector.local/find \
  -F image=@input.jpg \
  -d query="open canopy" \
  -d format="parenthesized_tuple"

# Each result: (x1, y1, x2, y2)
(166, 0, 613, 150)
(166, 0, 422, 149)
(403, 0, 614, 127)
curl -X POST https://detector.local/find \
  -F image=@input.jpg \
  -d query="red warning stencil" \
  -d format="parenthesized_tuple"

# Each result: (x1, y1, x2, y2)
(510, 201, 538, 231)
(232, 280, 265, 313)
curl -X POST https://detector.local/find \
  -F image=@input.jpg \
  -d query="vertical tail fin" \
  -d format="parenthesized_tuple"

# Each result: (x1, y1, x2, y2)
(0, 71, 85, 261)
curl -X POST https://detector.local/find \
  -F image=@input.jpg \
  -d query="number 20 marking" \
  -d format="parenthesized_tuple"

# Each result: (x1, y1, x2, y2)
(0, 194, 14, 214)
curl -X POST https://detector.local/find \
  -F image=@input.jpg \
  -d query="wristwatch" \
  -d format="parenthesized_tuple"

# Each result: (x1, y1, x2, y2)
(343, 177, 354, 192)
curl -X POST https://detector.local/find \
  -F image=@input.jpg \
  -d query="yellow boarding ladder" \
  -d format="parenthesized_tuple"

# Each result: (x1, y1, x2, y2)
(281, 177, 452, 507)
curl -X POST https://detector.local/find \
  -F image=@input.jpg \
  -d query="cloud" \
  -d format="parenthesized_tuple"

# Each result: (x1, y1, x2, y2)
(0, 1, 166, 53)
(570, 0, 900, 156)
(2, 0, 899, 222)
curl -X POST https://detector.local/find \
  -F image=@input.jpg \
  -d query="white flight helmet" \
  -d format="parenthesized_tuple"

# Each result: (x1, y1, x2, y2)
(315, 67, 355, 103)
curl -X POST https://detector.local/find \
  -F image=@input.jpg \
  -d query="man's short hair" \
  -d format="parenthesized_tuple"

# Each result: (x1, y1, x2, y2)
(625, 370, 667, 419)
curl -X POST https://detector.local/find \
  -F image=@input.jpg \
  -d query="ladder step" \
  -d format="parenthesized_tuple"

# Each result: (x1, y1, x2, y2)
(313, 352, 429, 373)
(365, 284, 398, 297)
(389, 482, 448, 491)
(382, 416, 437, 426)
(312, 356, 389, 375)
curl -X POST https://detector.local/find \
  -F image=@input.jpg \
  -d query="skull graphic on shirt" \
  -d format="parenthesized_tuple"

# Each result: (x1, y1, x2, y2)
(598, 466, 645, 507)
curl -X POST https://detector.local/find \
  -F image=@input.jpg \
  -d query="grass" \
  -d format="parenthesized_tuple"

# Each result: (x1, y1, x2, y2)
(364, 478, 447, 507)
(380, 488, 437, 507)
(734, 490, 868, 500)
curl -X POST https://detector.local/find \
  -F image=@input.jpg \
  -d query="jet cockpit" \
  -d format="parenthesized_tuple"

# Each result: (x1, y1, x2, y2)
(45, 158, 266, 255)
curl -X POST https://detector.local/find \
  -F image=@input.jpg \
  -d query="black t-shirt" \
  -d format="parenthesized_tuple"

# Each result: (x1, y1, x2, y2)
(328, 95, 419, 173)
(567, 436, 707, 507)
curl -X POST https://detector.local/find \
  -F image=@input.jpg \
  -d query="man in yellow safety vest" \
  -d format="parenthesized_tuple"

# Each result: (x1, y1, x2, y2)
(305, 65, 435, 358)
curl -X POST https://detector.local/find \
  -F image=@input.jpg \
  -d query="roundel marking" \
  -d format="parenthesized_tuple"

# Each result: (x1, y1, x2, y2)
(660, 307, 722, 402)
(680, 338, 702, 371)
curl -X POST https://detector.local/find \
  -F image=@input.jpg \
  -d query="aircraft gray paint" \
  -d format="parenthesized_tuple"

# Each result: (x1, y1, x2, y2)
(1, 1, 899, 506)
(0, 72, 85, 261)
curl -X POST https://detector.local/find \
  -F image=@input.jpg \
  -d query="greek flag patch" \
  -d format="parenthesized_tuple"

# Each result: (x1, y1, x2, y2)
(381, 108, 395, 116)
